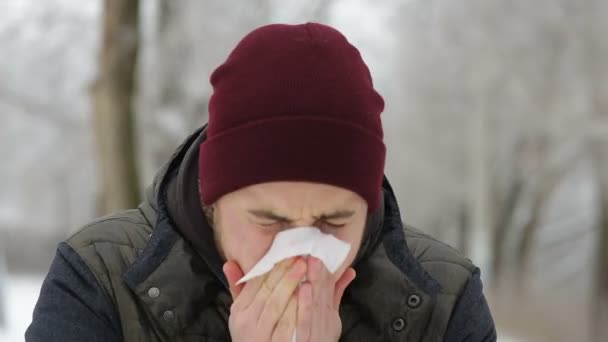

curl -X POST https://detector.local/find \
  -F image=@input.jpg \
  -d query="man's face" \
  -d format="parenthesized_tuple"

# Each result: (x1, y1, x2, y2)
(212, 181, 368, 283)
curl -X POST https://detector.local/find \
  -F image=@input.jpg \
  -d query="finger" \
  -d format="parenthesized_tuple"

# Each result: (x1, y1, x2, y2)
(230, 257, 296, 311)
(333, 268, 356, 309)
(309, 257, 338, 342)
(320, 260, 333, 308)
(307, 257, 330, 312)
(263, 257, 299, 296)
(306, 256, 324, 283)
(228, 268, 270, 311)
(243, 257, 298, 311)
(307, 257, 325, 342)
(223, 261, 245, 299)
(257, 257, 307, 331)
(271, 294, 298, 342)
(296, 282, 312, 342)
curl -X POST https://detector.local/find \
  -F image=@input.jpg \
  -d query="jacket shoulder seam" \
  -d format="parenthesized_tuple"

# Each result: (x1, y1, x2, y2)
(419, 259, 475, 271)
(67, 212, 152, 249)
(405, 231, 465, 256)
(403, 225, 475, 271)
(74, 240, 143, 250)
(77, 217, 150, 234)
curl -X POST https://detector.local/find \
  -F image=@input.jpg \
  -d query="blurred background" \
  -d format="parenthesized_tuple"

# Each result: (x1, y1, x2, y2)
(1, 0, 607, 341)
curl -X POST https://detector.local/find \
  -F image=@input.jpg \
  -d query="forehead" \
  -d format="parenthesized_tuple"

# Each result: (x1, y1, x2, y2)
(223, 181, 366, 213)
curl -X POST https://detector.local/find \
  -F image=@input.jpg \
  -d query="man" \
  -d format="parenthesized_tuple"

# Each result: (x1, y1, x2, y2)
(26, 23, 496, 341)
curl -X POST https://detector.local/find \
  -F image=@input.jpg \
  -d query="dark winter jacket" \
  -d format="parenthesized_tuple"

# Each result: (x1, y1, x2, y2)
(26, 127, 496, 341)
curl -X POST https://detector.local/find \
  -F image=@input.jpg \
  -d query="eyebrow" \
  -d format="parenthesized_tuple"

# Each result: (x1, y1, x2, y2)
(248, 210, 291, 222)
(247, 209, 355, 222)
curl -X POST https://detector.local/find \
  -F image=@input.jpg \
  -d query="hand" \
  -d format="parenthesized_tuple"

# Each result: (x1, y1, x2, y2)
(295, 257, 356, 342)
(223, 257, 307, 342)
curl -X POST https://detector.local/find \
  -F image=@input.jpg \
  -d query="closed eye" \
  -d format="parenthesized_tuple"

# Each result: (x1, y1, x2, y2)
(258, 221, 281, 227)
(323, 221, 347, 229)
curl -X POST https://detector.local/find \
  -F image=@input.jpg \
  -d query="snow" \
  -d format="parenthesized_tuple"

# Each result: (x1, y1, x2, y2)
(0, 274, 43, 342)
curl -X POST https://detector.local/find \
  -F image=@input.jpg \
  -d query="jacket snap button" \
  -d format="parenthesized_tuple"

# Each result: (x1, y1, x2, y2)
(407, 294, 421, 308)
(148, 287, 160, 299)
(392, 317, 406, 331)
(163, 310, 175, 322)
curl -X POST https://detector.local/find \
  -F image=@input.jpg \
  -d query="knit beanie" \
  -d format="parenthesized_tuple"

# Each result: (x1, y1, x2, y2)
(199, 23, 386, 212)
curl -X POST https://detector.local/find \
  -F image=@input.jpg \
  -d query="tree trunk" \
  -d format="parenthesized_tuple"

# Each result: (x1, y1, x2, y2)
(590, 139, 608, 340)
(0, 235, 5, 327)
(468, 85, 497, 282)
(577, 0, 608, 337)
(92, 0, 141, 215)
(515, 151, 575, 291)
(457, 203, 470, 255)
(491, 175, 523, 287)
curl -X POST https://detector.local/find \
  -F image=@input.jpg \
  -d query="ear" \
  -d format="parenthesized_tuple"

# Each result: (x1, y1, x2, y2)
(202, 204, 216, 227)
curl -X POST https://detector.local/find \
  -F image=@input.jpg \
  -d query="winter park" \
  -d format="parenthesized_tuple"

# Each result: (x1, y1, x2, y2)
(2, 0, 608, 341)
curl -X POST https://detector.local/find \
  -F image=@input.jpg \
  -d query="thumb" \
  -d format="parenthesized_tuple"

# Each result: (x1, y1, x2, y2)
(333, 267, 356, 309)
(223, 260, 245, 299)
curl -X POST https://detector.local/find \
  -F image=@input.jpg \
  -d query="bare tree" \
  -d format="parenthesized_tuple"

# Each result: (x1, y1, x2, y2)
(589, 139, 608, 340)
(91, 0, 141, 215)
(573, 0, 608, 337)
(0, 233, 5, 327)
(490, 156, 524, 286)
(515, 147, 576, 290)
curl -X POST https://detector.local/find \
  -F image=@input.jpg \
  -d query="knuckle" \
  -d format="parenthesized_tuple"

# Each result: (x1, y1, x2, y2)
(277, 314, 293, 332)
(263, 278, 276, 293)
(267, 297, 284, 316)
(237, 318, 255, 335)
(287, 269, 303, 282)
(278, 315, 290, 329)
(277, 258, 291, 270)
(230, 301, 241, 314)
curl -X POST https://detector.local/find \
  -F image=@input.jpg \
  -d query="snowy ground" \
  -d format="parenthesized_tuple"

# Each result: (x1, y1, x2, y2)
(0, 274, 43, 342)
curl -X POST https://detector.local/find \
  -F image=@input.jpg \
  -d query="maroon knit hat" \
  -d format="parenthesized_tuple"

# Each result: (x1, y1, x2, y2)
(199, 23, 386, 212)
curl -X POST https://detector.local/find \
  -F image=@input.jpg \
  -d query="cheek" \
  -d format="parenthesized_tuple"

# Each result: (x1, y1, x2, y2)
(328, 224, 365, 282)
(218, 215, 274, 273)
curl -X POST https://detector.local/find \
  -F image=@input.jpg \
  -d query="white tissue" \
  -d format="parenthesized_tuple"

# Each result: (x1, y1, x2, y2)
(236, 226, 351, 285)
